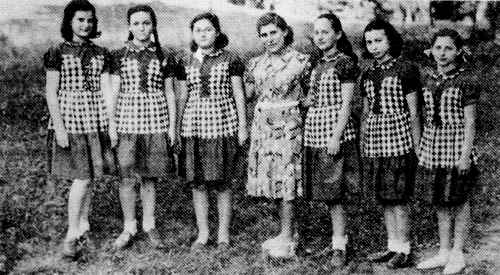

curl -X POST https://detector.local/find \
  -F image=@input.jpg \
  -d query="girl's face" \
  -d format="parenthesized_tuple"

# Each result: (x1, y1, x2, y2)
(259, 23, 287, 54)
(71, 10, 94, 41)
(313, 18, 341, 52)
(129, 11, 153, 43)
(364, 29, 391, 60)
(192, 19, 217, 50)
(432, 36, 460, 68)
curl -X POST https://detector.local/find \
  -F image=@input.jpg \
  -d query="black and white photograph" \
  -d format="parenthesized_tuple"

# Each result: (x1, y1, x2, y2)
(0, 0, 498, 274)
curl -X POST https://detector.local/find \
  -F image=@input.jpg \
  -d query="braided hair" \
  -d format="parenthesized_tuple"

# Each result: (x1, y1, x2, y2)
(127, 5, 164, 63)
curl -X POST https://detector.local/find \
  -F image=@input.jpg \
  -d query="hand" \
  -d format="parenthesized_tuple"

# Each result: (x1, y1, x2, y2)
(108, 127, 118, 148)
(327, 136, 340, 155)
(168, 127, 176, 146)
(55, 128, 69, 148)
(238, 127, 248, 146)
(456, 156, 472, 175)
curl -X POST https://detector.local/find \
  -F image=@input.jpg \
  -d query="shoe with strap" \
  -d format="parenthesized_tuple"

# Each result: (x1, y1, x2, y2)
(367, 250, 396, 262)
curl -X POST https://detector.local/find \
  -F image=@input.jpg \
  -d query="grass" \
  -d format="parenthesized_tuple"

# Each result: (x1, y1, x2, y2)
(0, 1, 499, 274)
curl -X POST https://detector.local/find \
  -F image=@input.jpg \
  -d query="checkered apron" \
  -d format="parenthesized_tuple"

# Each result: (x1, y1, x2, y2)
(418, 71, 477, 168)
(49, 50, 108, 134)
(181, 52, 238, 139)
(304, 64, 356, 148)
(115, 50, 170, 134)
(362, 64, 413, 157)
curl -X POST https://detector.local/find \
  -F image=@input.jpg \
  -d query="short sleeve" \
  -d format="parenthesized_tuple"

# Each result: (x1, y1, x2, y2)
(400, 61, 422, 95)
(161, 53, 177, 79)
(109, 48, 124, 75)
(461, 72, 481, 106)
(228, 55, 245, 77)
(43, 46, 62, 71)
(175, 55, 187, 81)
(336, 56, 360, 83)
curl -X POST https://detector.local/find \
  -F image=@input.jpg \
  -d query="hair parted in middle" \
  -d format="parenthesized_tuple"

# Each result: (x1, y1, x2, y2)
(361, 18, 403, 59)
(256, 12, 294, 47)
(61, 0, 100, 41)
(316, 13, 358, 64)
(127, 4, 164, 63)
(189, 12, 229, 52)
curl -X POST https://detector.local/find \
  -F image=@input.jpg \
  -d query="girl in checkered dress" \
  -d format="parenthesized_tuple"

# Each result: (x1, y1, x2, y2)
(360, 19, 422, 268)
(176, 13, 247, 251)
(416, 29, 480, 275)
(44, 0, 114, 258)
(108, 5, 177, 250)
(245, 13, 311, 259)
(301, 13, 360, 267)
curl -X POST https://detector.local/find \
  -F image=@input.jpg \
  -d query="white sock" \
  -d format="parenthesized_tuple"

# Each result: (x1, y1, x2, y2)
(124, 219, 137, 235)
(331, 235, 348, 251)
(388, 239, 398, 252)
(142, 218, 155, 232)
(398, 241, 411, 255)
(78, 220, 90, 236)
(66, 229, 80, 240)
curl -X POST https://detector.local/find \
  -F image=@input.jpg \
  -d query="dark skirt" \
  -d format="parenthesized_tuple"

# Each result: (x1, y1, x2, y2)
(304, 141, 361, 203)
(117, 133, 175, 179)
(365, 151, 417, 205)
(422, 165, 479, 207)
(47, 130, 116, 180)
(178, 136, 238, 191)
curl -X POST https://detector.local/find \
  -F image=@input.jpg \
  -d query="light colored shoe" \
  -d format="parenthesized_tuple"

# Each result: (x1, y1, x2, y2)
(262, 236, 296, 259)
(416, 250, 449, 270)
(112, 231, 136, 250)
(443, 251, 465, 275)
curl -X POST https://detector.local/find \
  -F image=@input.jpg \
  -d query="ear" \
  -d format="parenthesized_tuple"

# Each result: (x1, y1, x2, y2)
(335, 31, 342, 40)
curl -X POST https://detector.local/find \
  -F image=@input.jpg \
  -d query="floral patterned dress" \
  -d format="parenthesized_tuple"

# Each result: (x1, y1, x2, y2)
(245, 47, 311, 201)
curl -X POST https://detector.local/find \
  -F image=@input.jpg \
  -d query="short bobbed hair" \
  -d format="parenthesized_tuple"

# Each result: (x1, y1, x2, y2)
(256, 12, 294, 47)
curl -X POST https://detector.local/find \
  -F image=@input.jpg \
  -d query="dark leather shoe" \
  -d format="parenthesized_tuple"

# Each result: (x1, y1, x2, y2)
(330, 249, 347, 268)
(367, 250, 396, 262)
(387, 252, 413, 269)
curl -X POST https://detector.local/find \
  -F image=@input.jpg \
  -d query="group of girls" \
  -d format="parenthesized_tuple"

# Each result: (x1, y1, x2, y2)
(44, 0, 480, 274)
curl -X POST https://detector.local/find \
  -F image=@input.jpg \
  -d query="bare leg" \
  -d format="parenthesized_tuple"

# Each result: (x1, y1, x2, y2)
(452, 201, 470, 252)
(330, 204, 346, 239)
(394, 205, 410, 243)
(66, 179, 90, 240)
(119, 177, 137, 233)
(280, 199, 294, 241)
(216, 190, 232, 244)
(384, 206, 398, 246)
(78, 186, 92, 236)
(192, 188, 209, 244)
(140, 179, 156, 232)
(437, 207, 452, 251)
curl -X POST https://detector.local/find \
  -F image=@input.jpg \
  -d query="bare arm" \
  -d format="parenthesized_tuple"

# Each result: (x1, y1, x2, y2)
(164, 77, 177, 144)
(458, 104, 476, 172)
(328, 83, 355, 154)
(406, 92, 421, 153)
(176, 80, 189, 141)
(45, 70, 68, 147)
(231, 76, 248, 145)
(107, 74, 121, 147)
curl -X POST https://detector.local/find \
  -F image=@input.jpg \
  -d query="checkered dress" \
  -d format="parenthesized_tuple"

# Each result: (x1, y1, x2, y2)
(111, 42, 175, 134)
(418, 67, 480, 169)
(304, 53, 359, 148)
(178, 50, 243, 139)
(43, 41, 110, 134)
(361, 58, 421, 157)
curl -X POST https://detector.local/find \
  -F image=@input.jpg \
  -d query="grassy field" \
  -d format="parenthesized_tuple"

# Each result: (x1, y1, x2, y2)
(0, 1, 499, 274)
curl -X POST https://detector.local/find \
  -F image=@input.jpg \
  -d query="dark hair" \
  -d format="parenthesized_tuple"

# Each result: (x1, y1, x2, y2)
(317, 13, 358, 64)
(430, 28, 469, 64)
(256, 12, 294, 47)
(189, 12, 229, 52)
(61, 0, 100, 41)
(127, 5, 164, 62)
(361, 18, 402, 59)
